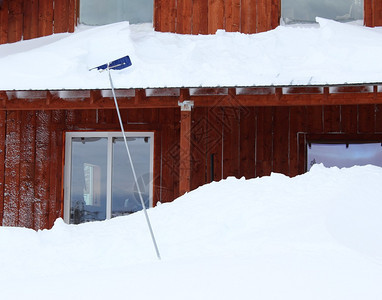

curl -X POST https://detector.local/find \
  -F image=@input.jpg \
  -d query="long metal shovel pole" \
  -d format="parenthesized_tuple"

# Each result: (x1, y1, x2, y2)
(108, 67, 161, 260)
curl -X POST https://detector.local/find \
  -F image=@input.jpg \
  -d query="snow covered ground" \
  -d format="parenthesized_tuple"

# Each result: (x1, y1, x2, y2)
(1, 18, 382, 90)
(0, 164, 381, 299)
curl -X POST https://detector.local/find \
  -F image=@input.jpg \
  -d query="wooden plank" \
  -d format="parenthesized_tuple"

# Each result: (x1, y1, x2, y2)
(192, 0, 208, 34)
(375, 104, 382, 133)
(53, 0, 68, 33)
(289, 106, 306, 177)
(18, 111, 36, 228)
(0, 0, 9, 44)
(375, 1, 382, 26)
(222, 106, 241, 178)
(340, 105, 357, 134)
(270, 0, 280, 29)
(190, 107, 207, 189)
(3, 111, 21, 226)
(176, 0, 192, 34)
(239, 107, 256, 179)
(0, 110, 6, 224)
(38, 0, 54, 37)
(23, 0, 39, 40)
(208, 0, 225, 33)
(153, 0, 162, 31)
(225, 0, 241, 32)
(7, 0, 23, 43)
(50, 110, 65, 225)
(256, 0, 271, 33)
(358, 104, 375, 133)
(241, 0, 256, 34)
(2, 90, 382, 110)
(306, 106, 323, 133)
(158, 0, 176, 33)
(255, 106, 273, 176)
(34, 110, 51, 230)
(179, 109, 192, 195)
(323, 105, 341, 133)
(207, 106, 223, 182)
(68, 0, 76, 33)
(272, 106, 290, 174)
(159, 108, 177, 202)
(153, 127, 162, 206)
(364, 0, 373, 26)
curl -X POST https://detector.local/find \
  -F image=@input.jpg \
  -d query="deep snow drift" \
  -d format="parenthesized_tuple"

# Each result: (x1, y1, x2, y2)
(1, 18, 382, 90)
(0, 164, 381, 299)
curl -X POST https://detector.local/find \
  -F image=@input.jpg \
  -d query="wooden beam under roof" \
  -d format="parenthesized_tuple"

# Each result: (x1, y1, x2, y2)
(1, 85, 382, 110)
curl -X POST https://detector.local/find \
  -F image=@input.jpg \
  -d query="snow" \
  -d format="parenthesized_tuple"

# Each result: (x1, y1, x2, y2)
(1, 18, 382, 90)
(0, 164, 381, 299)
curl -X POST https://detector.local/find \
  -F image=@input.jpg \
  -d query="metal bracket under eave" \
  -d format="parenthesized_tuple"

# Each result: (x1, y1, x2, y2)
(178, 100, 194, 111)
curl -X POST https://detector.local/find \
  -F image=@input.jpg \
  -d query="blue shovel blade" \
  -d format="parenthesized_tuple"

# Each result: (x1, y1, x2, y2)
(96, 55, 132, 71)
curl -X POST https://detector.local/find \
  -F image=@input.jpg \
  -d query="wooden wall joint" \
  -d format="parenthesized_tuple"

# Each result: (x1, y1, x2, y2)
(135, 89, 146, 104)
(178, 106, 192, 195)
(324, 87, 329, 102)
(373, 85, 378, 101)
(46, 91, 52, 105)
(275, 87, 282, 101)
(179, 88, 190, 103)
(90, 89, 102, 105)
(0, 91, 7, 107)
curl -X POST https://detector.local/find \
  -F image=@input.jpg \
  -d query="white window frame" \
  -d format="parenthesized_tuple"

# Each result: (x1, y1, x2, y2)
(64, 131, 154, 223)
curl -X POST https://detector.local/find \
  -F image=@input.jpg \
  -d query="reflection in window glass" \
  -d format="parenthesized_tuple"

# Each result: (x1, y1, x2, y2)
(112, 137, 151, 217)
(80, 0, 154, 25)
(65, 132, 153, 225)
(282, 0, 364, 24)
(307, 143, 382, 171)
(71, 137, 108, 224)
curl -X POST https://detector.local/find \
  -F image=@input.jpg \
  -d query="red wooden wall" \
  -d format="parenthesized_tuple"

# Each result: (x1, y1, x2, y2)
(1, 0, 382, 44)
(365, 0, 382, 27)
(154, 0, 280, 34)
(0, 108, 180, 230)
(189, 104, 382, 190)
(0, 0, 77, 44)
(1, 104, 381, 230)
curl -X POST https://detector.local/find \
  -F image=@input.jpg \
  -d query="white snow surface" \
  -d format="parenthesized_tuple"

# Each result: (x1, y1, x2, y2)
(0, 164, 382, 299)
(1, 18, 382, 90)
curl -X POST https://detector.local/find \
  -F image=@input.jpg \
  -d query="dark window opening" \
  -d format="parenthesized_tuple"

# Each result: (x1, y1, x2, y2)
(307, 142, 382, 171)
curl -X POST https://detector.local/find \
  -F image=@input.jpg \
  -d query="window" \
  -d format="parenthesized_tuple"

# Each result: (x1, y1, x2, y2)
(307, 142, 382, 171)
(282, 0, 364, 24)
(80, 0, 154, 26)
(64, 132, 154, 224)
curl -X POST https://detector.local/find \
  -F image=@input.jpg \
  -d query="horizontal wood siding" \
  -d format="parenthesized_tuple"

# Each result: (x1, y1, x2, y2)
(0, 0, 76, 45)
(155, 0, 280, 34)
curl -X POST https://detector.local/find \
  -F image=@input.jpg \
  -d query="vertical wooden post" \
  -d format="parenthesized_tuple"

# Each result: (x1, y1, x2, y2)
(0, 110, 6, 225)
(178, 91, 193, 196)
(0, 0, 9, 44)
(7, 0, 23, 43)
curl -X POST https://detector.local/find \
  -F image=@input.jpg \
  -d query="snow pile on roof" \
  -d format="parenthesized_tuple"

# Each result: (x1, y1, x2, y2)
(1, 164, 382, 299)
(1, 18, 382, 90)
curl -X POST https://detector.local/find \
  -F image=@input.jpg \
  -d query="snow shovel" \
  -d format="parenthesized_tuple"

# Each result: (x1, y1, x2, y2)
(92, 55, 161, 260)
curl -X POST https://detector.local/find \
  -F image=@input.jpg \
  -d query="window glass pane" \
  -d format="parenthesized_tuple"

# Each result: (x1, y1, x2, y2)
(308, 143, 382, 170)
(80, 0, 153, 25)
(70, 137, 108, 224)
(112, 137, 151, 217)
(282, 0, 363, 24)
